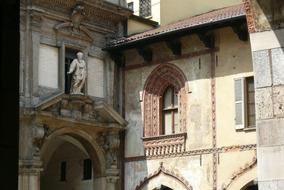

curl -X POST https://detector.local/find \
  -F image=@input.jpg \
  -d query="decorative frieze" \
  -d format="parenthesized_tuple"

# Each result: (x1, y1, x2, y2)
(125, 144, 257, 162)
(142, 133, 187, 157)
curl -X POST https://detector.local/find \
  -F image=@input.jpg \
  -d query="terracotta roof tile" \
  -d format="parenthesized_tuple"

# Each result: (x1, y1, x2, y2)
(108, 4, 245, 47)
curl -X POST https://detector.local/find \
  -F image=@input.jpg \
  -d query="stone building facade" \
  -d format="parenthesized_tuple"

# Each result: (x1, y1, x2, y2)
(19, 0, 283, 190)
(19, 0, 131, 189)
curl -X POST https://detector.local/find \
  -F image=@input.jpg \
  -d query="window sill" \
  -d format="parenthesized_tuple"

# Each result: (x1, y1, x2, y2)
(142, 133, 187, 157)
(243, 126, 256, 132)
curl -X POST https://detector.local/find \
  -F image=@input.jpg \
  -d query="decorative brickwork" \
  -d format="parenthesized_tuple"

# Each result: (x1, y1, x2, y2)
(143, 63, 187, 137)
(142, 133, 187, 157)
(124, 144, 257, 162)
(243, 0, 256, 33)
(135, 162, 193, 190)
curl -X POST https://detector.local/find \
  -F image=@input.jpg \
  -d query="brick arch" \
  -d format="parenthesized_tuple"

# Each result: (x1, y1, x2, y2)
(135, 162, 192, 190)
(143, 63, 187, 137)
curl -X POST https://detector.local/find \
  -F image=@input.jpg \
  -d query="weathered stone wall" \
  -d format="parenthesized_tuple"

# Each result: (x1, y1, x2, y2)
(123, 27, 257, 189)
(250, 26, 284, 190)
(245, 0, 284, 189)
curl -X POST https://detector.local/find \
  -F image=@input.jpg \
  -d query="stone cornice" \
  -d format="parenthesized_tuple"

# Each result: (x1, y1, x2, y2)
(29, 0, 131, 23)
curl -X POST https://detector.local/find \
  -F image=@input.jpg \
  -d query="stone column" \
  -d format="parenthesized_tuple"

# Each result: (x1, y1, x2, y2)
(18, 159, 43, 190)
(106, 167, 120, 190)
(244, 0, 284, 189)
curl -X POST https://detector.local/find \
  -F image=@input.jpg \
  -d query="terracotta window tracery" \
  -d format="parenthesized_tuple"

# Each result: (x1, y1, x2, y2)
(143, 63, 188, 137)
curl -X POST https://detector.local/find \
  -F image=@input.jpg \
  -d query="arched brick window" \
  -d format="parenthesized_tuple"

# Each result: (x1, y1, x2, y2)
(143, 63, 187, 137)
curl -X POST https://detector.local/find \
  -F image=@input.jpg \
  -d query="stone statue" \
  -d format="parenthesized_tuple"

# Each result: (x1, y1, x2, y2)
(67, 52, 87, 95)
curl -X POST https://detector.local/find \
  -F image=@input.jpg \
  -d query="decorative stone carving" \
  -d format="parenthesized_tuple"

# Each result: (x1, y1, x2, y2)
(96, 131, 120, 168)
(54, 3, 94, 42)
(142, 133, 187, 157)
(32, 124, 49, 158)
(135, 162, 192, 190)
(70, 3, 85, 31)
(67, 52, 87, 95)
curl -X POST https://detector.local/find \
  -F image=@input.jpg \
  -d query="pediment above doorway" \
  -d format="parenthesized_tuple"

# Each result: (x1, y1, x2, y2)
(35, 94, 127, 129)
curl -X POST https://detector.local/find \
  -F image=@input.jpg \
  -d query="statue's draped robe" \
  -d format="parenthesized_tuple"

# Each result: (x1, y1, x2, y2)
(68, 58, 87, 94)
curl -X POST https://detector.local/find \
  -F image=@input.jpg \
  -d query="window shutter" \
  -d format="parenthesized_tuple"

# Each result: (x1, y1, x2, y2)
(234, 78, 245, 129)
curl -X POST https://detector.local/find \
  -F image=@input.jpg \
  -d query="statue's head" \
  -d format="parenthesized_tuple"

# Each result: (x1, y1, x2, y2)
(77, 52, 83, 60)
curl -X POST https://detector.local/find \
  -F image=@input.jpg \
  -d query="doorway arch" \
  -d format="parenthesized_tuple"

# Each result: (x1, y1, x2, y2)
(40, 127, 107, 190)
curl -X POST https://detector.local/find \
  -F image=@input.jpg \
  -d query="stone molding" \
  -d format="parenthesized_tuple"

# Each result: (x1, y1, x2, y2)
(142, 133, 187, 157)
(135, 162, 193, 190)
(31, 0, 131, 23)
(143, 63, 188, 137)
(124, 144, 257, 162)
(19, 159, 43, 175)
(222, 153, 257, 190)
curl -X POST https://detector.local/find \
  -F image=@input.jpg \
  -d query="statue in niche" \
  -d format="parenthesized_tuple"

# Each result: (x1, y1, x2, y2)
(67, 52, 87, 95)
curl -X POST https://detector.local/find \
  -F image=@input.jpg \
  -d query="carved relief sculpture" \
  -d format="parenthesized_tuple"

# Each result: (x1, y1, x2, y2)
(67, 52, 87, 95)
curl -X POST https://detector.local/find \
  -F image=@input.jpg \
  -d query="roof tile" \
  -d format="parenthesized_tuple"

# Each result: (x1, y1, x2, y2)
(107, 4, 245, 47)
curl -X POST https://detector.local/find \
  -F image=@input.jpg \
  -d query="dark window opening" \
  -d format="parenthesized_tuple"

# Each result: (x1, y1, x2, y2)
(60, 161, 66, 181)
(65, 48, 78, 94)
(162, 86, 178, 135)
(246, 76, 255, 127)
(139, 0, 151, 17)
(83, 159, 92, 180)
(128, 2, 134, 11)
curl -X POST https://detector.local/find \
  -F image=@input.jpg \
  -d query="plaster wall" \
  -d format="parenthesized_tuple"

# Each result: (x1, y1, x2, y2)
(160, 0, 242, 25)
(123, 27, 256, 189)
(127, 18, 155, 35)
(214, 27, 256, 147)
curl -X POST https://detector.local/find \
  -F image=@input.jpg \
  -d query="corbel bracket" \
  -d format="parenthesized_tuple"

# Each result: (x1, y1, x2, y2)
(166, 38, 182, 56)
(231, 23, 248, 41)
(137, 47, 153, 63)
(197, 32, 215, 49)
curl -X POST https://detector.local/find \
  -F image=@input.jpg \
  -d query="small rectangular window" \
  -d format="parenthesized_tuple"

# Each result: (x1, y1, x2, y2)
(234, 78, 245, 129)
(60, 161, 66, 181)
(128, 2, 134, 11)
(139, 0, 151, 17)
(234, 76, 255, 130)
(83, 159, 92, 180)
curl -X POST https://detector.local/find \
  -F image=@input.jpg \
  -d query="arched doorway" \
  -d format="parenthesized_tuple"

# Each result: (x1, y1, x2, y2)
(241, 180, 258, 190)
(40, 128, 107, 190)
(153, 185, 173, 190)
(41, 139, 93, 190)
